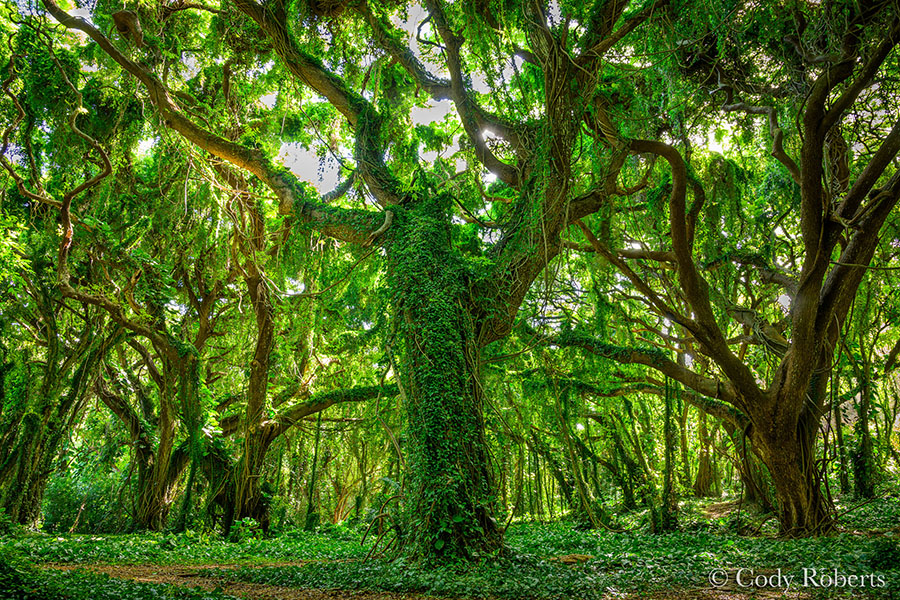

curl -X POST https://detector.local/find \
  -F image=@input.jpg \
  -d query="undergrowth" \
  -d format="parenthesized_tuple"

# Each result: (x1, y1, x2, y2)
(207, 524, 899, 598)
(0, 547, 238, 600)
(2, 499, 898, 599)
(1, 525, 366, 564)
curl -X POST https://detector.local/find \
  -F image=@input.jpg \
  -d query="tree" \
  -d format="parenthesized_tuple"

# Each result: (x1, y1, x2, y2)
(8, 0, 899, 551)
(535, 0, 900, 535)
(27, 0, 678, 557)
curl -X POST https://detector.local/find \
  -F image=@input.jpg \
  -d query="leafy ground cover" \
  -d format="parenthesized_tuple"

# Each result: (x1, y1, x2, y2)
(1, 526, 368, 565)
(2, 497, 899, 599)
(206, 526, 899, 599)
(1, 547, 236, 600)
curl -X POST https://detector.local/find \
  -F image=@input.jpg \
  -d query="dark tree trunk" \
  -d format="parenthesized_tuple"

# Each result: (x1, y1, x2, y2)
(751, 411, 832, 535)
(833, 392, 851, 495)
(679, 403, 691, 488)
(528, 431, 575, 509)
(693, 411, 717, 497)
(852, 369, 876, 499)
(656, 379, 678, 532)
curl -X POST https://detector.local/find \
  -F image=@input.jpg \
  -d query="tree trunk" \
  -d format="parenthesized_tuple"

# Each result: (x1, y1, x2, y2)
(656, 378, 678, 532)
(679, 403, 691, 488)
(693, 411, 717, 497)
(174, 354, 203, 532)
(833, 399, 851, 495)
(0, 333, 105, 526)
(304, 411, 323, 530)
(528, 431, 575, 509)
(232, 260, 277, 532)
(136, 397, 176, 530)
(388, 200, 501, 560)
(852, 369, 876, 499)
(752, 411, 833, 536)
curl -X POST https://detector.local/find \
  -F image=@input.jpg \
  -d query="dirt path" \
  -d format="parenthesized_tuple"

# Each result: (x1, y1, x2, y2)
(42, 563, 814, 600)
(43, 563, 430, 600)
(702, 500, 747, 519)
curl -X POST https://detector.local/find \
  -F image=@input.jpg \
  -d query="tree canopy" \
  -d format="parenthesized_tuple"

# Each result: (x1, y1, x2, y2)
(1, 0, 900, 564)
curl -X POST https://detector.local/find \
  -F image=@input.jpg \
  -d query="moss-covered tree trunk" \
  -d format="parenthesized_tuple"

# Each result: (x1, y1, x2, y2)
(136, 372, 178, 531)
(692, 411, 717, 498)
(231, 260, 277, 534)
(655, 378, 678, 532)
(852, 367, 876, 499)
(388, 199, 501, 560)
(0, 330, 105, 526)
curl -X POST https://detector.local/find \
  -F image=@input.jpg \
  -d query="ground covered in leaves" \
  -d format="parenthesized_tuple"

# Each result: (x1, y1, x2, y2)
(1, 496, 899, 600)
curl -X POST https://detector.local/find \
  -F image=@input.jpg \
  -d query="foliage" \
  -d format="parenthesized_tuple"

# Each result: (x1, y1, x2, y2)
(0, 547, 239, 600)
(1, 527, 371, 565)
(205, 522, 900, 599)
(1, 0, 900, 579)
(42, 469, 128, 534)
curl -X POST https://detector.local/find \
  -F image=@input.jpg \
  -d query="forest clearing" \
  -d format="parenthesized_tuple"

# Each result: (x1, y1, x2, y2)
(2, 0, 900, 597)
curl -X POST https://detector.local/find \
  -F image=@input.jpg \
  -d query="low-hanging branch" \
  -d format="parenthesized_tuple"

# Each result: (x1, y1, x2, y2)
(218, 384, 399, 439)
(524, 325, 745, 420)
(40, 0, 388, 246)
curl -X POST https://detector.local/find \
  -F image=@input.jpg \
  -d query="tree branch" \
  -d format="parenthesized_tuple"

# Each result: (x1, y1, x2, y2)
(269, 384, 399, 439)
(530, 327, 746, 417)
(578, 0, 667, 63)
(629, 138, 765, 404)
(40, 0, 387, 244)
(718, 89, 801, 186)
(420, 0, 521, 186)
(231, 0, 406, 207)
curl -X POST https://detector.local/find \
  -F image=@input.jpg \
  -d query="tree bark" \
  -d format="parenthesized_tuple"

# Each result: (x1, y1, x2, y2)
(852, 367, 876, 499)
(693, 411, 717, 497)
(750, 411, 831, 535)
(388, 200, 501, 559)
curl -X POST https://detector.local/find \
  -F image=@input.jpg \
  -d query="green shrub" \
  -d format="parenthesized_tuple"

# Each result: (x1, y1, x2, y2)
(42, 471, 127, 534)
(0, 509, 16, 537)
(228, 518, 262, 543)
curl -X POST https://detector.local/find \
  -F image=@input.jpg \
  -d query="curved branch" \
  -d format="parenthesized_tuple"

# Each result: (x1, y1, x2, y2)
(358, 2, 524, 153)
(837, 119, 900, 223)
(821, 19, 900, 134)
(575, 220, 690, 326)
(629, 138, 765, 404)
(0, 49, 59, 208)
(820, 169, 900, 336)
(420, 0, 521, 187)
(578, 0, 668, 63)
(531, 328, 746, 419)
(40, 0, 385, 244)
(269, 383, 399, 439)
(231, 0, 405, 206)
(719, 91, 800, 185)
(705, 251, 799, 298)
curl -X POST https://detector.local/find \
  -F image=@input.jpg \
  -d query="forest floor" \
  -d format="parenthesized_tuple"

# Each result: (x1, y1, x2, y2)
(3, 495, 899, 600)
(40, 561, 828, 599)
(43, 562, 429, 600)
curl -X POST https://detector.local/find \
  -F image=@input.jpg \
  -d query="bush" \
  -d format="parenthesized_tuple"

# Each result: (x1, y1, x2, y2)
(228, 518, 262, 543)
(42, 471, 127, 534)
(0, 509, 16, 537)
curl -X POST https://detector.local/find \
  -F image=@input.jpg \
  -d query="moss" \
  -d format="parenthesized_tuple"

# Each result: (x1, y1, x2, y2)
(384, 195, 501, 561)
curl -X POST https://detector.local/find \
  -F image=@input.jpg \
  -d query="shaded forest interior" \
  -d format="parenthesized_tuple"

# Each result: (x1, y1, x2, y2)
(1, 0, 900, 597)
